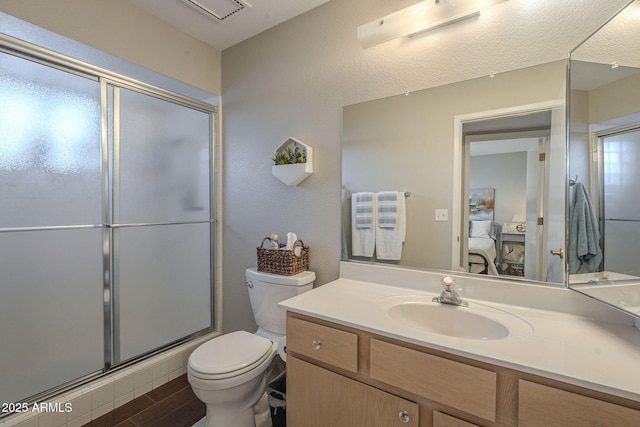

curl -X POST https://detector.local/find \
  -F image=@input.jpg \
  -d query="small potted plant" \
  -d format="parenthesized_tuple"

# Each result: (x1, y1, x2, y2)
(272, 138, 313, 186)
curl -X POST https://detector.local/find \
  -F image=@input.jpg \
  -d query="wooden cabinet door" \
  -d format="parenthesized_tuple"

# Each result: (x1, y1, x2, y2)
(433, 411, 481, 427)
(287, 356, 419, 427)
(519, 380, 640, 427)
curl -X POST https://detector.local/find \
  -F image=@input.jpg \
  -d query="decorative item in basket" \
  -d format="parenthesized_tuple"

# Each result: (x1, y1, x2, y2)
(257, 237, 309, 276)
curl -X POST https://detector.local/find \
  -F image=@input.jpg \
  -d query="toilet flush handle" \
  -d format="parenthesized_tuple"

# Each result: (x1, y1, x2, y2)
(246, 280, 253, 288)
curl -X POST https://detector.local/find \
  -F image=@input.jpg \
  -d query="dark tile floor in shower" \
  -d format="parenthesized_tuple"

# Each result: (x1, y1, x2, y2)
(82, 374, 205, 427)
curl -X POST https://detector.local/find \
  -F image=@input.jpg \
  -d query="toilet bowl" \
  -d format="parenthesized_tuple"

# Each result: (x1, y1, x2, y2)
(188, 331, 277, 427)
(188, 268, 315, 427)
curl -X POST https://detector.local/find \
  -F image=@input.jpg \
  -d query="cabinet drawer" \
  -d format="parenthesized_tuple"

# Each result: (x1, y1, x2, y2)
(519, 380, 640, 426)
(286, 317, 358, 373)
(370, 339, 497, 422)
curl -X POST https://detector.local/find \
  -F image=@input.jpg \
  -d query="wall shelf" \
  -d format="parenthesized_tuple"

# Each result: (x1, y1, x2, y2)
(272, 137, 313, 186)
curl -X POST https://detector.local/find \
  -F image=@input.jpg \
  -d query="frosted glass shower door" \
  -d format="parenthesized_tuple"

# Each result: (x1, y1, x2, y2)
(114, 223, 212, 362)
(113, 87, 212, 363)
(0, 52, 102, 227)
(602, 128, 640, 276)
(0, 52, 103, 403)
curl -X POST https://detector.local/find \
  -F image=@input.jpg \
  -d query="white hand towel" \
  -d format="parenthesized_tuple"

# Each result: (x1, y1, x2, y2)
(376, 191, 406, 260)
(354, 192, 374, 229)
(351, 192, 376, 257)
(377, 191, 398, 228)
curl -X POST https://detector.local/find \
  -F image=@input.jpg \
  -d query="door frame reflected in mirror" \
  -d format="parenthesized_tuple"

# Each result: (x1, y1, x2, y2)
(452, 100, 566, 285)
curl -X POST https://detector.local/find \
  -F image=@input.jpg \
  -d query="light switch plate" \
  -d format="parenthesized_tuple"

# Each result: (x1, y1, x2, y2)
(435, 209, 448, 221)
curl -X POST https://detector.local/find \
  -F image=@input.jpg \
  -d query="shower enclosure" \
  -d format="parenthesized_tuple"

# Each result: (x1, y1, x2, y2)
(0, 41, 216, 406)
(596, 126, 640, 276)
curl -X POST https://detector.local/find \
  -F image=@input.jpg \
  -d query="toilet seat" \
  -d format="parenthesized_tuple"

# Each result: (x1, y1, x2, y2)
(188, 331, 274, 381)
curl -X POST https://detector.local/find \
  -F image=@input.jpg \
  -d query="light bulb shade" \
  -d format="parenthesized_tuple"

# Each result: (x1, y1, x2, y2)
(357, 0, 509, 48)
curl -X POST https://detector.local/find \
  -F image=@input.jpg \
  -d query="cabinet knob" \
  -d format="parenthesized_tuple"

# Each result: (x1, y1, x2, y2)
(399, 410, 410, 423)
(312, 339, 321, 350)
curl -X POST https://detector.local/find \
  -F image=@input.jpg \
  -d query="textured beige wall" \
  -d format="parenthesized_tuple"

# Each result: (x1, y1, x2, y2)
(589, 73, 640, 123)
(0, 0, 221, 94)
(220, 0, 630, 332)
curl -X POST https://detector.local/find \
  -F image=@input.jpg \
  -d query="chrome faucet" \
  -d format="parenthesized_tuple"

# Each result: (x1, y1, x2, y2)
(433, 276, 468, 307)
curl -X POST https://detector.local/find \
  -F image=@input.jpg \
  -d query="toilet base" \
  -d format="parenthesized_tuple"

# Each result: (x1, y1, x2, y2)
(192, 365, 273, 427)
(204, 404, 256, 427)
(200, 391, 272, 427)
(253, 392, 272, 427)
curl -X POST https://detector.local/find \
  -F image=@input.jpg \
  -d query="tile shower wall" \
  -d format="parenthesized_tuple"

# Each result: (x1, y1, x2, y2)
(0, 334, 215, 427)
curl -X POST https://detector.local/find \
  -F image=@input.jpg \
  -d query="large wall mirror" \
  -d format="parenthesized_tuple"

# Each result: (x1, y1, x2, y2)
(341, 0, 640, 316)
(342, 60, 567, 286)
(568, 0, 640, 318)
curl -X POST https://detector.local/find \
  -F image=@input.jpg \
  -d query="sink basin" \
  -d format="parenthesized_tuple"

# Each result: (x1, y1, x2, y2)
(378, 295, 532, 340)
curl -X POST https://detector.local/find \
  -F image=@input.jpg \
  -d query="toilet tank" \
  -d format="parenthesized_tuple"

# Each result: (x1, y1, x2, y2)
(246, 268, 315, 335)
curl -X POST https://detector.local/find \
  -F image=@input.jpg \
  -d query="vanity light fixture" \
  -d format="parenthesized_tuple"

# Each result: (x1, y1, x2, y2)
(357, 0, 509, 48)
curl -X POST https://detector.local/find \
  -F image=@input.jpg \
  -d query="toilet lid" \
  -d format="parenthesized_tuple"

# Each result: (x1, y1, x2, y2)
(189, 331, 273, 377)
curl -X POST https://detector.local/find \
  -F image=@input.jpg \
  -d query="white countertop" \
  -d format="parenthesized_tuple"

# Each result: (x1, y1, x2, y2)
(281, 277, 640, 402)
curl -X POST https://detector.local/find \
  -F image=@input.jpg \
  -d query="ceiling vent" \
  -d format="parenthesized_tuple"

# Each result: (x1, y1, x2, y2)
(182, 0, 252, 22)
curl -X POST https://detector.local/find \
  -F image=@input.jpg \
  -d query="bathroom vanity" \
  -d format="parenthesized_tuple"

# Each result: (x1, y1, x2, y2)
(281, 263, 640, 426)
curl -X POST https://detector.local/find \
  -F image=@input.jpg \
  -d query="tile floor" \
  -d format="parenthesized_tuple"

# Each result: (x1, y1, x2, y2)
(81, 375, 204, 427)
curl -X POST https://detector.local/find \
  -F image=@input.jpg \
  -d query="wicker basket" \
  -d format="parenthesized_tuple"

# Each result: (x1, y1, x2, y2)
(257, 237, 309, 275)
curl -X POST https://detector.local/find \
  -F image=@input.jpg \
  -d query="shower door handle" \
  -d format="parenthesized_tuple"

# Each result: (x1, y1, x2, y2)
(550, 248, 564, 259)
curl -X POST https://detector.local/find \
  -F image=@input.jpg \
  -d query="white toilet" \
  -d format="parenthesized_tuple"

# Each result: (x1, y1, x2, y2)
(188, 268, 315, 427)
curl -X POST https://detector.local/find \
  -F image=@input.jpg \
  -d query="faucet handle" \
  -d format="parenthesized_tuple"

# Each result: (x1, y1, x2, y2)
(441, 276, 455, 292)
(435, 276, 468, 307)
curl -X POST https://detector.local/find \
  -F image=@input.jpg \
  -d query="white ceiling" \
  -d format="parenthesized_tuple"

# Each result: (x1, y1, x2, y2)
(128, 0, 329, 50)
